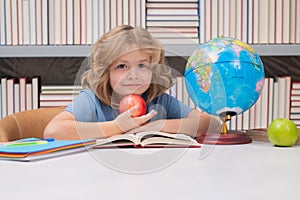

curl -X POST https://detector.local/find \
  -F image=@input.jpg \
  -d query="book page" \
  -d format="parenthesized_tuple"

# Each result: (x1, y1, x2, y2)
(140, 136, 199, 147)
(95, 134, 138, 147)
(135, 131, 200, 147)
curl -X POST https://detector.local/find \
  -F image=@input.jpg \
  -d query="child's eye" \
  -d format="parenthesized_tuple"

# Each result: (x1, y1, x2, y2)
(138, 63, 150, 70)
(116, 64, 128, 69)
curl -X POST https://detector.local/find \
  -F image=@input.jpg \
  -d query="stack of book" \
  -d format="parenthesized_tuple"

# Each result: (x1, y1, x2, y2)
(0, 138, 96, 162)
(146, 0, 200, 44)
(291, 82, 300, 127)
(40, 85, 82, 108)
(0, 76, 40, 118)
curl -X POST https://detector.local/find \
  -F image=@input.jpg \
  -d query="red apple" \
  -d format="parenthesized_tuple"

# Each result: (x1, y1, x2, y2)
(119, 94, 146, 117)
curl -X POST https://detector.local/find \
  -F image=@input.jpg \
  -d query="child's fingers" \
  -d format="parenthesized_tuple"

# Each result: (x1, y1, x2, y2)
(116, 108, 157, 132)
(115, 106, 138, 132)
(139, 110, 157, 121)
(148, 110, 157, 119)
(122, 105, 138, 117)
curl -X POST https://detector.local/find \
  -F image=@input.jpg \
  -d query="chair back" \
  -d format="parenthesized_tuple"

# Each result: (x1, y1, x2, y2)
(0, 107, 65, 142)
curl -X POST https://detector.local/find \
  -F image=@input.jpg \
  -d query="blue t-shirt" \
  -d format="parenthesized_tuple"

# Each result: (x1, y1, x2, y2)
(65, 89, 192, 122)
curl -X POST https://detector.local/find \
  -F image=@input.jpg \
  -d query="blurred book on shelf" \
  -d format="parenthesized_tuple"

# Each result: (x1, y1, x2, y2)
(39, 85, 82, 108)
(146, 1, 200, 44)
(0, 76, 41, 119)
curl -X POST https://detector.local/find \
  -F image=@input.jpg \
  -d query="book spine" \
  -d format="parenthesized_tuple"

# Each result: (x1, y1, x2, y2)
(41, 0, 48, 45)
(1, 77, 8, 117)
(0, 0, 6, 45)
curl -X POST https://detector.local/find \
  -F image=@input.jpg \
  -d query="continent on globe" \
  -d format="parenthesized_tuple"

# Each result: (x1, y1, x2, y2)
(184, 36, 265, 117)
(194, 66, 212, 93)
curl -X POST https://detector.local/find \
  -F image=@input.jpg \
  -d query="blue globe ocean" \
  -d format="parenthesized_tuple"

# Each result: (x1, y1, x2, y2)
(184, 37, 265, 117)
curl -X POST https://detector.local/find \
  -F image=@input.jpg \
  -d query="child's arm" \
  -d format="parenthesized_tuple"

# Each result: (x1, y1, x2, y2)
(43, 107, 157, 140)
(127, 110, 221, 138)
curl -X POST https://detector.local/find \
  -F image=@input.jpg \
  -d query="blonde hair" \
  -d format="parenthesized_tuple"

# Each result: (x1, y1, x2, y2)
(81, 25, 173, 105)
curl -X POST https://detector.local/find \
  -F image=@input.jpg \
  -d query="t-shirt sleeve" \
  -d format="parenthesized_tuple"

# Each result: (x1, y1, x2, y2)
(166, 95, 193, 119)
(65, 90, 98, 122)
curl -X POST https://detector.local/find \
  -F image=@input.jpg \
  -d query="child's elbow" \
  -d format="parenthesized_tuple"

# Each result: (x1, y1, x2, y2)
(43, 111, 76, 140)
(43, 123, 58, 139)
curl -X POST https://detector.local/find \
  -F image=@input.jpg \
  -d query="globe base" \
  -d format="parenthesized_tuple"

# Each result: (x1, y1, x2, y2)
(196, 131, 252, 145)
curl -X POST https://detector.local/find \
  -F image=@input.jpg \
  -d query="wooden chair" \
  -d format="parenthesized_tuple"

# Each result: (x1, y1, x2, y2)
(0, 107, 65, 142)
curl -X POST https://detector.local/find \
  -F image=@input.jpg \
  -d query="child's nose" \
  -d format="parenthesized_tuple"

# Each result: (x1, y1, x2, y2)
(127, 68, 139, 79)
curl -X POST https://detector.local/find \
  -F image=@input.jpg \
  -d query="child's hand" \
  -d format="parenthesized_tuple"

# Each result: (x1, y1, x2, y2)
(114, 105, 157, 133)
(126, 120, 165, 135)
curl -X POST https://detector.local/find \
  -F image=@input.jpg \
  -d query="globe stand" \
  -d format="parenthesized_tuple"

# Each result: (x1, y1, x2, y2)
(197, 114, 252, 145)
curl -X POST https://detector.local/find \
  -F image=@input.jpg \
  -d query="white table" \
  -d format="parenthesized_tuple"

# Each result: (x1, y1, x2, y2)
(0, 142, 299, 200)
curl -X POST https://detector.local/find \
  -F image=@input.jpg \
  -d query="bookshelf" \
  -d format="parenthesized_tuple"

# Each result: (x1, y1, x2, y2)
(0, 0, 299, 56)
(0, 0, 300, 124)
(0, 44, 300, 57)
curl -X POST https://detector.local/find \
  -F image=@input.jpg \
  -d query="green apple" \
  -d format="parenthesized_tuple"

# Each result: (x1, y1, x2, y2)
(268, 118, 299, 147)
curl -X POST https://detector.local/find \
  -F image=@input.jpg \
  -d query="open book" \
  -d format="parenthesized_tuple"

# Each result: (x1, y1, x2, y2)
(93, 131, 201, 148)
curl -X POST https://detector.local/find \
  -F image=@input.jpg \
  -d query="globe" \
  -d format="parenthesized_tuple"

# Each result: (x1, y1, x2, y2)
(184, 37, 265, 117)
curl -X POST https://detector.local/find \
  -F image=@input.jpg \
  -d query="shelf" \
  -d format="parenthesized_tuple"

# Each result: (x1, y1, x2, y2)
(0, 44, 299, 57)
(251, 44, 300, 56)
(0, 45, 93, 57)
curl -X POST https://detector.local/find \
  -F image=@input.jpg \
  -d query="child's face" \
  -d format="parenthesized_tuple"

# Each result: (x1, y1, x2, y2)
(109, 49, 153, 96)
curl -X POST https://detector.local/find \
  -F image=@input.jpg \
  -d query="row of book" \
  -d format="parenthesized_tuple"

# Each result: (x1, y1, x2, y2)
(0, 0, 299, 46)
(0, 75, 298, 130)
(0, 76, 40, 118)
(200, 0, 300, 44)
(168, 76, 297, 129)
(0, 0, 146, 46)
(0, 77, 81, 118)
